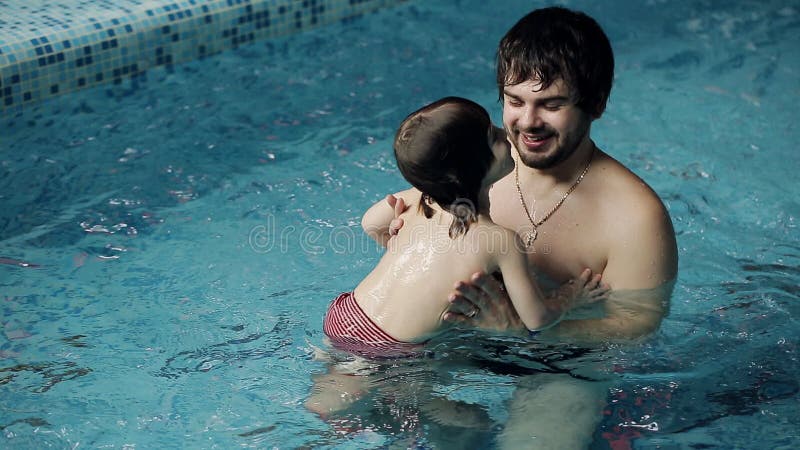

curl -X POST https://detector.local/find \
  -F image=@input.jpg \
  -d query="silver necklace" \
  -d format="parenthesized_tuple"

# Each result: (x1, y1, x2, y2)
(515, 147, 594, 248)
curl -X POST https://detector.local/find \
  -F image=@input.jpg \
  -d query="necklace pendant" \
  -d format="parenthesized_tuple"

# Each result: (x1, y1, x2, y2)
(514, 146, 594, 251)
(525, 228, 538, 247)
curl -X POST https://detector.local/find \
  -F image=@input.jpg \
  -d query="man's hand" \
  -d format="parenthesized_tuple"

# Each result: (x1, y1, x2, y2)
(443, 269, 610, 336)
(443, 272, 526, 335)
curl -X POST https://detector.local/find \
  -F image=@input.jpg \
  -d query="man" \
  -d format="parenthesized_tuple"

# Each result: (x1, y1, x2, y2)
(379, 7, 677, 448)
(444, 8, 677, 448)
(441, 6, 678, 341)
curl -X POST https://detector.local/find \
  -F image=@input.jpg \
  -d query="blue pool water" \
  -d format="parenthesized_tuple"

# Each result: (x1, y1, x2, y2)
(2, 0, 799, 448)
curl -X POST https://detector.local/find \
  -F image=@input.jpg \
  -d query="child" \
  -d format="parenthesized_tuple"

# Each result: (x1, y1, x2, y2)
(323, 97, 606, 357)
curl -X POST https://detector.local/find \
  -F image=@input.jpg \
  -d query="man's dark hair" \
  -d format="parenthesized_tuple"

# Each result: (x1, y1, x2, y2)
(497, 7, 614, 116)
(394, 97, 493, 238)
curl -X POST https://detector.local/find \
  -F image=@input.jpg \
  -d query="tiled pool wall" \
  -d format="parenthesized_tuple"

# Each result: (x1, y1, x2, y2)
(0, 0, 408, 118)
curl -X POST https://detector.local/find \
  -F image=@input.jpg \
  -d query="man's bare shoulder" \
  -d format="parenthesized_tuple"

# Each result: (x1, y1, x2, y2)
(593, 150, 678, 287)
(594, 151, 671, 228)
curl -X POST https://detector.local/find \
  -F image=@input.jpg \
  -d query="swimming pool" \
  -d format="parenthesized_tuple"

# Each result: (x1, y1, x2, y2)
(2, 0, 799, 448)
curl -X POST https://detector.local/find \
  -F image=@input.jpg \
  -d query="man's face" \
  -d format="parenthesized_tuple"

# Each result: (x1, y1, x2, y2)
(502, 78, 593, 170)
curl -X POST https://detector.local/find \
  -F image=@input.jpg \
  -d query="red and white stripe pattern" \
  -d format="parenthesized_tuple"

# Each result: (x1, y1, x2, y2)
(323, 292, 421, 357)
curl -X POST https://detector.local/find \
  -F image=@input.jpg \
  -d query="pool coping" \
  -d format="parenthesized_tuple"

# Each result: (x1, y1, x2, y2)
(0, 0, 408, 118)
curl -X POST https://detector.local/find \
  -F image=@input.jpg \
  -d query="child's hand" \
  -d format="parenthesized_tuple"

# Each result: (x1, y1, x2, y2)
(553, 268, 609, 310)
(385, 194, 408, 237)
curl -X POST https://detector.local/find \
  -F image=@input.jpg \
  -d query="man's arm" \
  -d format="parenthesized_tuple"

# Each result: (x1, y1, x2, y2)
(445, 202, 678, 342)
(545, 282, 675, 342)
(565, 196, 678, 340)
(446, 275, 674, 343)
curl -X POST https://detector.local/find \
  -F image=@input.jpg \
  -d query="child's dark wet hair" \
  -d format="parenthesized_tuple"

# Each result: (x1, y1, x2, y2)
(393, 96, 493, 238)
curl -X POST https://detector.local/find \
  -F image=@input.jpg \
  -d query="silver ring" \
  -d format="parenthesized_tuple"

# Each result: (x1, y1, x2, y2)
(466, 308, 478, 318)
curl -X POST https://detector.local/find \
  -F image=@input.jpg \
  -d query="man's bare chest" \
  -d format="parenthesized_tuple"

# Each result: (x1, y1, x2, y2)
(490, 185, 608, 284)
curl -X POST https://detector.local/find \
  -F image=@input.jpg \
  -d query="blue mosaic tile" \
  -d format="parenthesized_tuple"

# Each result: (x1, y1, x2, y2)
(0, 0, 408, 116)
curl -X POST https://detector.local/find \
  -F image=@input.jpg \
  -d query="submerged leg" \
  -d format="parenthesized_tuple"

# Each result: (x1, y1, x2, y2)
(305, 370, 370, 417)
(420, 396, 493, 430)
(498, 373, 609, 450)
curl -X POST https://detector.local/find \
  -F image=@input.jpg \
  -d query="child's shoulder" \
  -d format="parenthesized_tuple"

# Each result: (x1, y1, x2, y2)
(395, 187, 421, 207)
(472, 216, 521, 247)
(474, 214, 512, 232)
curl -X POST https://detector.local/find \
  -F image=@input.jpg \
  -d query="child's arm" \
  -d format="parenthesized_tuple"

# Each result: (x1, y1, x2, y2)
(493, 231, 563, 331)
(493, 229, 610, 332)
(361, 187, 418, 247)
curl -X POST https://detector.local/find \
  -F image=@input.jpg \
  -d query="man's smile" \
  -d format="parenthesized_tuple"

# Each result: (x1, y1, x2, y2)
(519, 132, 554, 149)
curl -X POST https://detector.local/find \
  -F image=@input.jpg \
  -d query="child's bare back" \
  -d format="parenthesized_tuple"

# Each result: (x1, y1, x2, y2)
(354, 195, 514, 342)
